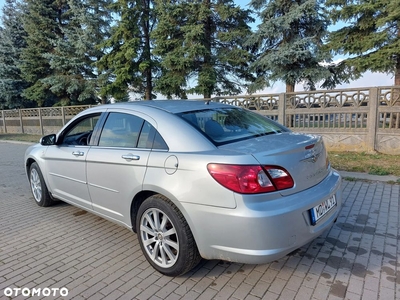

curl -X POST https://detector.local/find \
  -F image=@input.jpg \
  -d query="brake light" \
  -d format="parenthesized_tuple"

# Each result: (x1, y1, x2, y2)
(207, 164, 294, 194)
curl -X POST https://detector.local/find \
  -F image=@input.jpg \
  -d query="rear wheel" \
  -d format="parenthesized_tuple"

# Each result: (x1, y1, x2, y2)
(29, 162, 54, 207)
(137, 195, 201, 276)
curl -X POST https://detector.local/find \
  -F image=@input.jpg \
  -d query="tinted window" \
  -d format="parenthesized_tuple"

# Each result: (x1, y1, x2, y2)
(98, 114, 168, 150)
(178, 107, 287, 145)
(99, 113, 144, 147)
(138, 121, 168, 150)
(152, 131, 168, 150)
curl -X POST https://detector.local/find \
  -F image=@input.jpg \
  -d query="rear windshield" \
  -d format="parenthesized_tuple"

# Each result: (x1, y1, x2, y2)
(177, 107, 288, 145)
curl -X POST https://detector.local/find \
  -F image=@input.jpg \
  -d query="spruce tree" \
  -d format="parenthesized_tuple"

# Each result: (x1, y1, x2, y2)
(19, 0, 70, 107)
(326, 0, 400, 86)
(97, 0, 158, 101)
(0, 0, 31, 109)
(152, 0, 254, 99)
(41, 0, 114, 105)
(247, 0, 333, 92)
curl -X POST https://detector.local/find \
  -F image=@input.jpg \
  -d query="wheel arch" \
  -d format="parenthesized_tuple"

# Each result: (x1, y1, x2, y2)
(130, 190, 157, 233)
(133, 192, 202, 275)
(130, 190, 198, 244)
(25, 157, 37, 177)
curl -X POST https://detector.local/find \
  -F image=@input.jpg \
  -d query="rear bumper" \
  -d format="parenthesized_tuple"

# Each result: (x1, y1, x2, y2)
(182, 169, 342, 264)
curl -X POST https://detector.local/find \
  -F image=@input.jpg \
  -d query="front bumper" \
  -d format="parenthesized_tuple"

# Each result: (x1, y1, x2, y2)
(182, 169, 342, 264)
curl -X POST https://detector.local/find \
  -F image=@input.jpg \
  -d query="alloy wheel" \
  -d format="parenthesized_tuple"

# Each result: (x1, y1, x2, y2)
(30, 168, 42, 203)
(140, 208, 179, 268)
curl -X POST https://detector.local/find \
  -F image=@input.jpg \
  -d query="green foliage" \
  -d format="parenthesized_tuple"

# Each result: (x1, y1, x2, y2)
(0, 0, 32, 109)
(326, 0, 400, 84)
(152, 0, 255, 99)
(19, 0, 70, 106)
(0, 0, 113, 107)
(97, 0, 158, 101)
(247, 0, 334, 92)
(41, 0, 114, 105)
(329, 151, 400, 176)
(368, 166, 390, 176)
(2, 0, 394, 107)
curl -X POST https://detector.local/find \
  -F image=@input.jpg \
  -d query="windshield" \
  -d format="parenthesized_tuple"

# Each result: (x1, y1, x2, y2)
(177, 107, 288, 145)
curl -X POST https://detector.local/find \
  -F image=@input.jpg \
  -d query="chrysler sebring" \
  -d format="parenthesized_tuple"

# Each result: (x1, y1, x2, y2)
(25, 100, 342, 276)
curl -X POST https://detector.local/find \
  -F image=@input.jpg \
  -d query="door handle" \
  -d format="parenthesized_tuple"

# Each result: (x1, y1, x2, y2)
(122, 154, 140, 161)
(72, 151, 84, 156)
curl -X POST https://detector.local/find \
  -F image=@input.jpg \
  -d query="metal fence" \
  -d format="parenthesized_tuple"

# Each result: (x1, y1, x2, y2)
(1, 86, 400, 154)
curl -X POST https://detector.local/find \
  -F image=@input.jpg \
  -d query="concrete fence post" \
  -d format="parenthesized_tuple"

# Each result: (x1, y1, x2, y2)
(367, 87, 379, 152)
(39, 108, 44, 136)
(1, 110, 6, 133)
(62, 107, 66, 125)
(278, 93, 286, 126)
(19, 110, 24, 134)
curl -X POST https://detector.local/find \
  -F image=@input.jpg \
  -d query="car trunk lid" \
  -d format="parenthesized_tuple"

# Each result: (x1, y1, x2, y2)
(218, 132, 330, 195)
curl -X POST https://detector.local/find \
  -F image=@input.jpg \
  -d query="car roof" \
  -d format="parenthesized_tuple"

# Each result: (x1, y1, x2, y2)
(102, 100, 231, 114)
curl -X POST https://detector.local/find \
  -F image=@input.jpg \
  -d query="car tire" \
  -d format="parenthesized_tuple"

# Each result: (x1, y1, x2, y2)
(137, 194, 201, 276)
(29, 162, 54, 207)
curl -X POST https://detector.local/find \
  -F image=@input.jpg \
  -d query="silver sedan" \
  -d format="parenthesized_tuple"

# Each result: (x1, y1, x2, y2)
(25, 100, 342, 276)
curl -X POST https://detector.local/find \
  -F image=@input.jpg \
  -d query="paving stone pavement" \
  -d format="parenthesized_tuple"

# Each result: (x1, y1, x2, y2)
(0, 141, 399, 300)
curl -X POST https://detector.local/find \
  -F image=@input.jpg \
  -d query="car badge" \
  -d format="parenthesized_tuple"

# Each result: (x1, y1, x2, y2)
(301, 150, 320, 163)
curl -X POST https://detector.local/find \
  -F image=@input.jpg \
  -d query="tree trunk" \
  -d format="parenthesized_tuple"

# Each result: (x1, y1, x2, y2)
(395, 53, 400, 86)
(203, 0, 212, 100)
(391, 24, 400, 128)
(143, 0, 152, 100)
(286, 83, 294, 93)
(285, 82, 295, 126)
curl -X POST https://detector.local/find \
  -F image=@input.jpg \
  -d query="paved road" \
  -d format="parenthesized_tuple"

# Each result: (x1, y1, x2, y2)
(0, 142, 399, 300)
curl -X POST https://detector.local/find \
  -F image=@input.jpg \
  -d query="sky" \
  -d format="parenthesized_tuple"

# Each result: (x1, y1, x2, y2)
(232, 0, 393, 92)
(0, 0, 393, 94)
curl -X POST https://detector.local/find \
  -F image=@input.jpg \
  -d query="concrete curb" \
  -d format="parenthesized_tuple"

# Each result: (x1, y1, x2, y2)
(339, 170, 399, 183)
(0, 139, 36, 145)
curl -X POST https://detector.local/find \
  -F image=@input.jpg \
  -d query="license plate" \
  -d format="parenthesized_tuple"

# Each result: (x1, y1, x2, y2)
(310, 195, 337, 225)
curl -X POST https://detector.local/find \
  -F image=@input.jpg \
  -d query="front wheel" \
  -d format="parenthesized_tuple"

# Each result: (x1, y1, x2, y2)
(29, 162, 54, 207)
(137, 195, 201, 276)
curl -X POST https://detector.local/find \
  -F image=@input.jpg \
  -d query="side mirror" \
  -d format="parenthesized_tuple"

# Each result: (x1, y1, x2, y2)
(40, 134, 56, 146)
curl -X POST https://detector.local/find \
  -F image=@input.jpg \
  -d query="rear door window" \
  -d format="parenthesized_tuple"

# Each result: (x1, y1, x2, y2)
(98, 113, 168, 150)
(99, 113, 143, 147)
(137, 121, 168, 150)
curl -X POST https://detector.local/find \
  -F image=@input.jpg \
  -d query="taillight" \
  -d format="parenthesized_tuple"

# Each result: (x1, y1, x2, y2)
(207, 164, 294, 194)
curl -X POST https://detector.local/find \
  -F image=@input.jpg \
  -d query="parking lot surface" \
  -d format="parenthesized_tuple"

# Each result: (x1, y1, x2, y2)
(0, 141, 399, 300)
